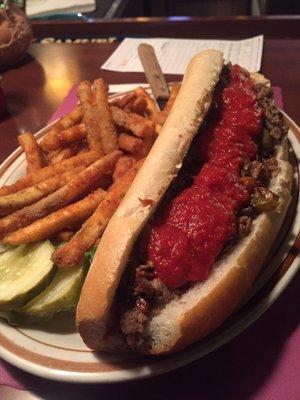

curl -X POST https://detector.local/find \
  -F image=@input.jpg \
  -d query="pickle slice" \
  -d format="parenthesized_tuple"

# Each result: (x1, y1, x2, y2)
(18, 264, 85, 319)
(0, 241, 55, 310)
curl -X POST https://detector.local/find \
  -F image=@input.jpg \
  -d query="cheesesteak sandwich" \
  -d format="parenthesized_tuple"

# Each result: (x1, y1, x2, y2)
(76, 50, 292, 354)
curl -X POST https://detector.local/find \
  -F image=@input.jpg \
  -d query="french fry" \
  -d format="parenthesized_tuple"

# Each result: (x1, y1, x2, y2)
(46, 141, 89, 164)
(134, 87, 159, 119)
(78, 144, 89, 153)
(0, 167, 85, 215)
(153, 111, 166, 126)
(78, 79, 118, 155)
(51, 161, 142, 268)
(58, 106, 83, 129)
(0, 150, 121, 237)
(111, 92, 137, 109)
(155, 123, 163, 134)
(154, 82, 181, 125)
(18, 132, 43, 173)
(166, 83, 181, 109)
(128, 95, 147, 115)
(78, 81, 103, 154)
(39, 123, 86, 152)
(40, 106, 83, 152)
(45, 149, 60, 164)
(51, 230, 75, 243)
(113, 155, 136, 181)
(61, 123, 86, 144)
(113, 94, 147, 116)
(111, 106, 156, 138)
(75, 145, 90, 157)
(3, 188, 106, 245)
(93, 78, 118, 154)
(50, 147, 78, 164)
(137, 135, 156, 159)
(118, 133, 154, 160)
(0, 150, 99, 196)
(118, 133, 143, 155)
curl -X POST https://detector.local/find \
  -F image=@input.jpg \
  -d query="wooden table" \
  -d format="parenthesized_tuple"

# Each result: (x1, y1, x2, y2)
(1, 38, 300, 162)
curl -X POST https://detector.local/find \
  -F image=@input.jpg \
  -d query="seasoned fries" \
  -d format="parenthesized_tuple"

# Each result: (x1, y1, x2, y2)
(78, 81, 103, 154)
(118, 133, 154, 159)
(111, 106, 156, 138)
(51, 161, 142, 268)
(40, 123, 86, 152)
(50, 146, 79, 164)
(0, 76, 164, 268)
(40, 106, 83, 152)
(111, 92, 137, 109)
(0, 150, 121, 238)
(137, 134, 156, 158)
(61, 123, 86, 144)
(114, 94, 148, 115)
(3, 188, 106, 245)
(129, 96, 148, 115)
(58, 105, 83, 129)
(93, 78, 118, 154)
(78, 79, 118, 155)
(0, 151, 99, 196)
(118, 133, 143, 155)
(166, 82, 181, 111)
(113, 155, 135, 181)
(134, 87, 158, 119)
(18, 132, 43, 173)
(0, 167, 84, 215)
(154, 82, 181, 125)
(52, 230, 75, 243)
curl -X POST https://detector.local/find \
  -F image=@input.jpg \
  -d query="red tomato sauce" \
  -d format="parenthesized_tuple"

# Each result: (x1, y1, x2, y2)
(147, 65, 262, 288)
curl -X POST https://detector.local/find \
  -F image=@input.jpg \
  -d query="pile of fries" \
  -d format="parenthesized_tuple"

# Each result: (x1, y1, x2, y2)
(0, 79, 180, 268)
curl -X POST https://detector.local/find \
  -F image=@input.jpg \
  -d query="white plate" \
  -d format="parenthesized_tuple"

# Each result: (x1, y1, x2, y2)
(0, 110, 298, 384)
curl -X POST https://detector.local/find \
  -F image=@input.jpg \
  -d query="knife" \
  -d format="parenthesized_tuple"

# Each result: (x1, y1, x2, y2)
(138, 43, 169, 110)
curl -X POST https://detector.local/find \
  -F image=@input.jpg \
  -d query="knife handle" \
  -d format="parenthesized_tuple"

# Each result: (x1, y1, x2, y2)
(138, 43, 169, 101)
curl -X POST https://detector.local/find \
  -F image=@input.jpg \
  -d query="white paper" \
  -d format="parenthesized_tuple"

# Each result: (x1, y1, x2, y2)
(26, 0, 95, 18)
(102, 35, 263, 74)
(109, 83, 149, 93)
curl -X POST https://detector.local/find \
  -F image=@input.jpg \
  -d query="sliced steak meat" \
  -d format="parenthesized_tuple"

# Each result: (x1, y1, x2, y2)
(121, 298, 149, 335)
(151, 278, 176, 307)
(241, 160, 270, 186)
(254, 84, 270, 100)
(133, 263, 156, 297)
(264, 157, 280, 177)
(250, 160, 270, 184)
(132, 263, 176, 304)
(237, 216, 253, 238)
(120, 263, 177, 342)
(251, 186, 279, 213)
(254, 84, 288, 148)
(241, 157, 280, 186)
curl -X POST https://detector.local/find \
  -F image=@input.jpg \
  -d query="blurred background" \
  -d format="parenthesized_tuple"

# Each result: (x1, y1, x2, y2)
(24, 0, 300, 20)
(1, 0, 299, 69)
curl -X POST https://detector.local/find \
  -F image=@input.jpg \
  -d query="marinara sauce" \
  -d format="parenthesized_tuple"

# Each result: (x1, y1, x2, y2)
(147, 65, 262, 288)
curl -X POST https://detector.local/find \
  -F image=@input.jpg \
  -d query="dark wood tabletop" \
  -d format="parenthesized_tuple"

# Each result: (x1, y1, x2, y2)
(1, 37, 299, 163)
